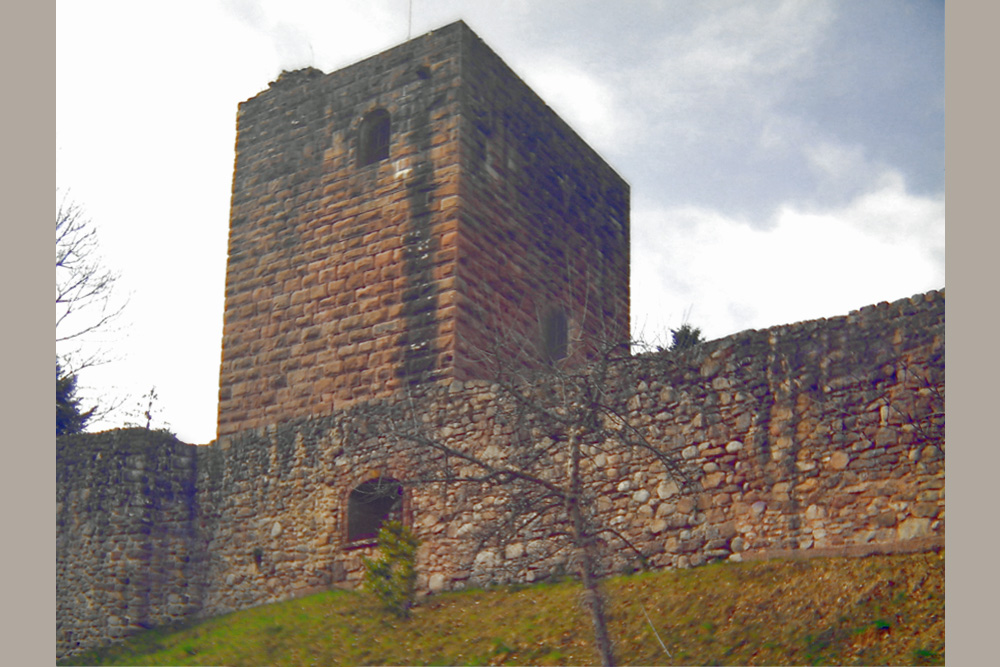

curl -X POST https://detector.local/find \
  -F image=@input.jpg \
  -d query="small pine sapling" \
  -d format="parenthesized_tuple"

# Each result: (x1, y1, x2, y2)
(669, 323, 705, 351)
(361, 521, 421, 618)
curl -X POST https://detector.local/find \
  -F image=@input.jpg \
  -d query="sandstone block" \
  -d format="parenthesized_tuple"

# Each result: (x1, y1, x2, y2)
(891, 516, 932, 542)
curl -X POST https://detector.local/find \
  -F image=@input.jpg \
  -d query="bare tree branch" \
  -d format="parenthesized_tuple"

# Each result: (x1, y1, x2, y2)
(56, 191, 132, 428)
(341, 306, 690, 666)
(56, 191, 128, 373)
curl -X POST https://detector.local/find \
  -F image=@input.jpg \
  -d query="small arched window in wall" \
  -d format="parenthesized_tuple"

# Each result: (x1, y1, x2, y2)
(358, 109, 391, 167)
(347, 477, 403, 542)
(540, 307, 569, 364)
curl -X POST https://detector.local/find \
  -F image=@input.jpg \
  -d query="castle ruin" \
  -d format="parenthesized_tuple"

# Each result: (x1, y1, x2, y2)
(56, 22, 944, 660)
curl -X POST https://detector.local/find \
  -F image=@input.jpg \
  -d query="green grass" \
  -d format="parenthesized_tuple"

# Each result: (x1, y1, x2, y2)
(58, 550, 944, 666)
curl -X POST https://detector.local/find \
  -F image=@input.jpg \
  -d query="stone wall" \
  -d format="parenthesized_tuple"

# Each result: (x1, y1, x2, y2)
(56, 289, 944, 660)
(56, 430, 211, 657)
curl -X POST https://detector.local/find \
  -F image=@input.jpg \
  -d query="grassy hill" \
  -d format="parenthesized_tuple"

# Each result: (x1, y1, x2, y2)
(58, 550, 943, 666)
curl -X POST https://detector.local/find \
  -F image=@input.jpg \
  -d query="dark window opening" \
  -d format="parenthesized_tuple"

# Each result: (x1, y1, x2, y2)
(358, 109, 391, 167)
(347, 477, 403, 542)
(540, 307, 569, 363)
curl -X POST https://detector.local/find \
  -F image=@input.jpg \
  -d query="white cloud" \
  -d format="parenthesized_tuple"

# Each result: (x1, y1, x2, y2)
(221, 0, 405, 73)
(836, 170, 945, 250)
(221, 0, 268, 29)
(648, 0, 833, 106)
(804, 141, 870, 183)
(551, 0, 840, 166)
(522, 56, 631, 150)
(631, 170, 944, 343)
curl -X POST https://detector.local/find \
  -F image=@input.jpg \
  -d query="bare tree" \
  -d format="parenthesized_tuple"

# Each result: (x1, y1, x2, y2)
(342, 318, 692, 666)
(56, 192, 127, 367)
(56, 192, 128, 427)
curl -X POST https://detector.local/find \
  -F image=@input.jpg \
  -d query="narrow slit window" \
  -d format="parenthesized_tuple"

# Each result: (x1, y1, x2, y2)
(358, 109, 391, 167)
(540, 307, 569, 363)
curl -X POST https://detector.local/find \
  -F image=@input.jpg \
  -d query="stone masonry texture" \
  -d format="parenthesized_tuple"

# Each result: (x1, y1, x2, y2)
(216, 21, 629, 438)
(57, 20, 943, 662)
(56, 289, 945, 660)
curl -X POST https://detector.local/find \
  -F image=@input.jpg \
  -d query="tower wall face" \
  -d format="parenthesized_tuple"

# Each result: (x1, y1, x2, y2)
(217, 22, 630, 437)
(218, 26, 468, 437)
(453, 30, 630, 375)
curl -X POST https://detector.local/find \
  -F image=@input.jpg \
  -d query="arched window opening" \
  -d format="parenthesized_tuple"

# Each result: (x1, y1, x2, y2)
(347, 477, 403, 542)
(358, 109, 391, 167)
(540, 307, 569, 363)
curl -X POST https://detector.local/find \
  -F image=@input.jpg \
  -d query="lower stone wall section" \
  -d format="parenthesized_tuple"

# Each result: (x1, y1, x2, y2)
(56, 289, 944, 660)
(56, 430, 210, 658)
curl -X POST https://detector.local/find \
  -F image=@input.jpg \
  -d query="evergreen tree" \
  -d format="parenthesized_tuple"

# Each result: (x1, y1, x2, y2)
(669, 323, 705, 351)
(361, 521, 421, 618)
(57, 362, 94, 436)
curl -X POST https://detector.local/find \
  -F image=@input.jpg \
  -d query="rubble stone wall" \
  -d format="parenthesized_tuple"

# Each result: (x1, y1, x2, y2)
(56, 430, 211, 658)
(56, 289, 944, 660)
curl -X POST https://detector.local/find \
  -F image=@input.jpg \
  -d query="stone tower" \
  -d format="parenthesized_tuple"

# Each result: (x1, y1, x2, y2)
(217, 21, 630, 438)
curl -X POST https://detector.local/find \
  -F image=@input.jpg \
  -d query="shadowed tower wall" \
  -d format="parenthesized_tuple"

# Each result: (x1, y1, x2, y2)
(217, 21, 629, 438)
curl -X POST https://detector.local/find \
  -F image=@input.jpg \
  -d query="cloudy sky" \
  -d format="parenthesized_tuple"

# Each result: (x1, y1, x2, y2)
(56, 0, 945, 444)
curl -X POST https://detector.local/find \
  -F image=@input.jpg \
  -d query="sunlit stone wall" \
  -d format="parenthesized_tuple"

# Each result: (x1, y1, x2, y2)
(57, 289, 944, 660)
